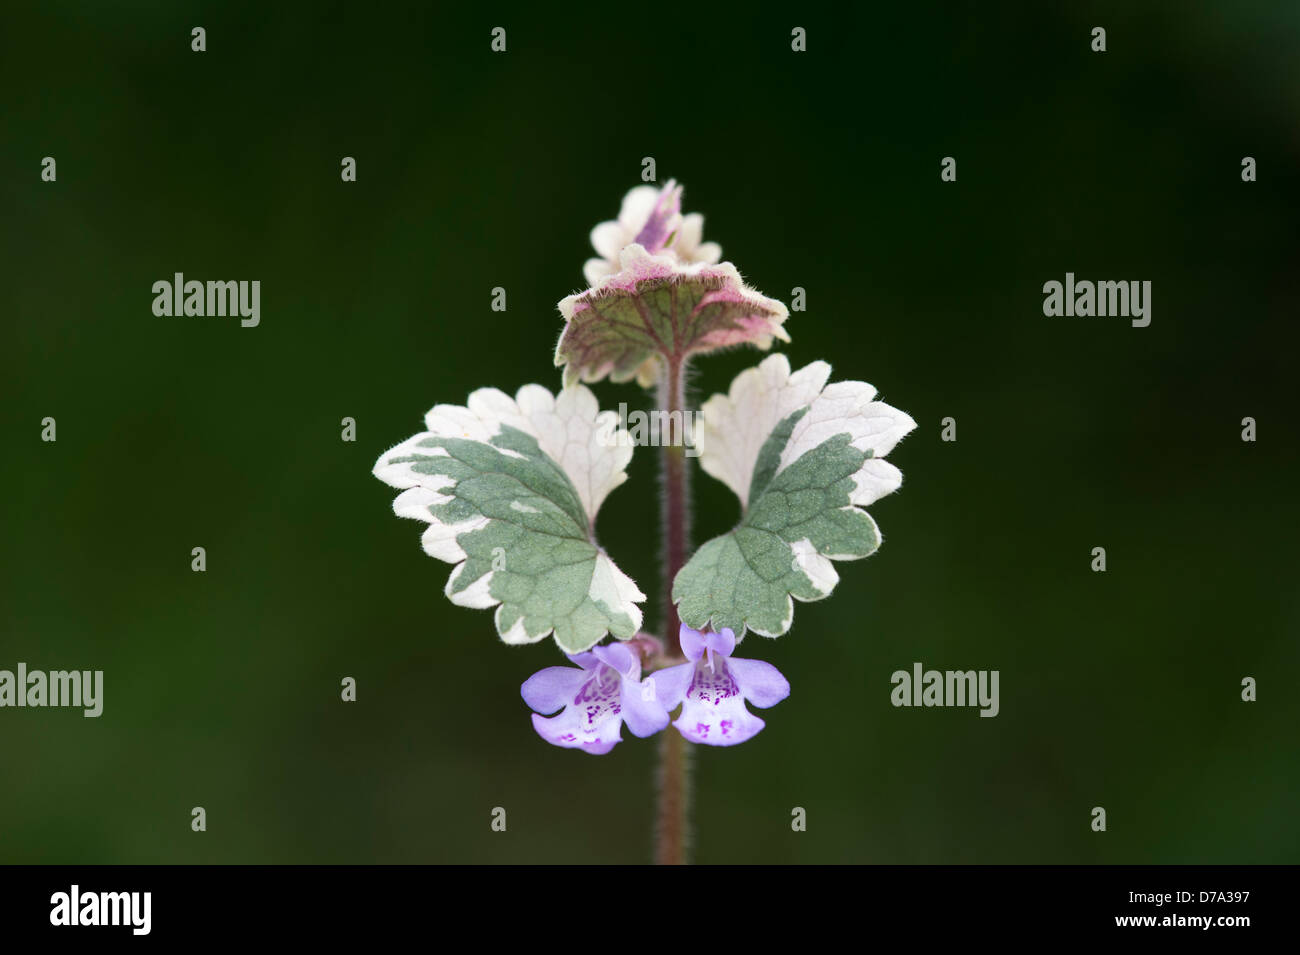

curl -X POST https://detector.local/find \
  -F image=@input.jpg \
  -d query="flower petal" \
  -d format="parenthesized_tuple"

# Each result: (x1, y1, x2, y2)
(705, 627, 737, 657)
(583, 258, 613, 288)
(531, 711, 621, 755)
(528, 661, 626, 754)
(520, 665, 587, 714)
(592, 642, 638, 680)
(648, 661, 694, 711)
(676, 680, 764, 748)
(632, 181, 682, 252)
(619, 676, 671, 737)
(678, 623, 707, 662)
(674, 660, 766, 746)
(673, 213, 705, 255)
(590, 222, 628, 262)
(728, 657, 791, 709)
(617, 185, 660, 232)
(693, 240, 722, 265)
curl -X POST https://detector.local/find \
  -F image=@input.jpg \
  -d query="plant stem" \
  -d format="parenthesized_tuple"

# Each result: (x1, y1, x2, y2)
(655, 721, 690, 865)
(654, 353, 691, 865)
(660, 356, 690, 659)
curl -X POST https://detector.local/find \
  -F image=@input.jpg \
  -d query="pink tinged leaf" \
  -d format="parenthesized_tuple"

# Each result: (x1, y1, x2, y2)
(555, 246, 790, 386)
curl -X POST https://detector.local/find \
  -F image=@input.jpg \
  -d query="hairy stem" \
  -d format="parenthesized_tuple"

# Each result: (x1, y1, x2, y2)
(654, 353, 692, 865)
(659, 357, 691, 658)
(655, 726, 691, 864)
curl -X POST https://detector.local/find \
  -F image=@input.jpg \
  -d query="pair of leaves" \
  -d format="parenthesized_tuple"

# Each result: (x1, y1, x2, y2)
(374, 355, 914, 651)
(378, 183, 909, 650)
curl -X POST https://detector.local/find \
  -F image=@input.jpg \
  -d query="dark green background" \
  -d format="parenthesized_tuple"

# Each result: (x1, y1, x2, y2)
(3, 1, 1296, 863)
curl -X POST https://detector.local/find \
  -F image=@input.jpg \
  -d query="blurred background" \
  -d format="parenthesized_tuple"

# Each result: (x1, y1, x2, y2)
(2, 1, 1297, 863)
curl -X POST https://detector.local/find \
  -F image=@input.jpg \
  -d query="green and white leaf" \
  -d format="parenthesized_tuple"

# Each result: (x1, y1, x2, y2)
(374, 384, 644, 653)
(673, 354, 915, 638)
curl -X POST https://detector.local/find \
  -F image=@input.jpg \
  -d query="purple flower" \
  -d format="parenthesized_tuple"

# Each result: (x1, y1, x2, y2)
(521, 643, 669, 754)
(630, 180, 682, 252)
(582, 179, 722, 287)
(651, 625, 790, 746)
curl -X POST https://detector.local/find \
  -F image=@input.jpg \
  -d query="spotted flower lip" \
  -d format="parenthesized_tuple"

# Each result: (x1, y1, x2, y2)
(650, 625, 790, 746)
(582, 179, 722, 287)
(522, 643, 669, 754)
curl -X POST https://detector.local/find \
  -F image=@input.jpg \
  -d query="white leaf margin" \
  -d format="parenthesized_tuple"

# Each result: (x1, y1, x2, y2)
(373, 383, 644, 645)
(697, 351, 917, 538)
(698, 354, 917, 511)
